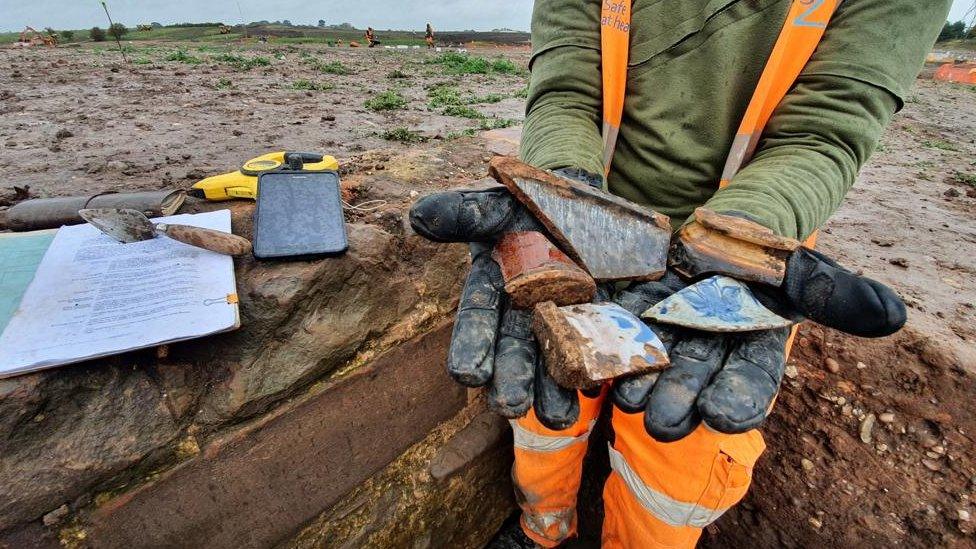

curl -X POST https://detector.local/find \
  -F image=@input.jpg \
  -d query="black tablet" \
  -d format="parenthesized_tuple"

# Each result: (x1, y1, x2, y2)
(253, 171, 348, 260)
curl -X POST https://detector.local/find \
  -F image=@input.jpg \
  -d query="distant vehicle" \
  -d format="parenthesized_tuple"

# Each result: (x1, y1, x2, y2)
(15, 27, 57, 48)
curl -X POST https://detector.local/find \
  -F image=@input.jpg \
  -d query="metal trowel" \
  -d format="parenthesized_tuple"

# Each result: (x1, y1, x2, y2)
(79, 208, 252, 256)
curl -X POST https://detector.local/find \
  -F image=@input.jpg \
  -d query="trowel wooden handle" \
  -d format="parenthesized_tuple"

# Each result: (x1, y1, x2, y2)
(492, 231, 596, 309)
(155, 223, 253, 256)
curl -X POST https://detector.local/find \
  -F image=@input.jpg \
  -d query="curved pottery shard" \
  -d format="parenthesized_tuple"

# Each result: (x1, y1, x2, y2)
(489, 156, 671, 282)
(533, 302, 670, 390)
(643, 275, 793, 332)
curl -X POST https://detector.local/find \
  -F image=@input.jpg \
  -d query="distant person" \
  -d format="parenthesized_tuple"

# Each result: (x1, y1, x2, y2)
(364, 27, 378, 48)
(425, 23, 435, 49)
(409, 0, 949, 547)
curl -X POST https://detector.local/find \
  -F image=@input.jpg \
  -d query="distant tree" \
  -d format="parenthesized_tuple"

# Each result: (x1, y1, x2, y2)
(151, 22, 163, 28)
(939, 20, 968, 41)
(318, 19, 326, 27)
(90, 26, 107, 42)
(968, 25, 976, 40)
(282, 20, 293, 26)
(60, 30, 75, 41)
(108, 23, 128, 40)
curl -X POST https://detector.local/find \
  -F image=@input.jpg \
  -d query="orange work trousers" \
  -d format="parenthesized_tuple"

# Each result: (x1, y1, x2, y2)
(512, 389, 765, 548)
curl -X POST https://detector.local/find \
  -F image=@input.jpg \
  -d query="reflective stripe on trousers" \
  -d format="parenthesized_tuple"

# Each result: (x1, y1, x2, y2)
(511, 390, 606, 548)
(511, 419, 596, 453)
(511, 389, 765, 548)
(607, 444, 731, 528)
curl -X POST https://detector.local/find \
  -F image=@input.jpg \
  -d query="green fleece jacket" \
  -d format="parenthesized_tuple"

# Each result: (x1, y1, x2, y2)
(520, 0, 949, 238)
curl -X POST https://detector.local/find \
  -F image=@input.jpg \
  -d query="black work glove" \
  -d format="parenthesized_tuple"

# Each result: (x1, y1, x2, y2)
(410, 187, 580, 429)
(611, 246, 907, 442)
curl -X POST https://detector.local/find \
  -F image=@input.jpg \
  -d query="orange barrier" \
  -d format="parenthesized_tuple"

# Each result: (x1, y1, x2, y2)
(934, 63, 976, 85)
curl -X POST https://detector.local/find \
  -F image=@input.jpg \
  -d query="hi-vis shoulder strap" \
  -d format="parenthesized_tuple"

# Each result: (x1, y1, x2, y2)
(600, 0, 840, 183)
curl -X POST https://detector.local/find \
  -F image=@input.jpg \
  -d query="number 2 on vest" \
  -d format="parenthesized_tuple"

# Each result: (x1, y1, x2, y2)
(794, 0, 827, 28)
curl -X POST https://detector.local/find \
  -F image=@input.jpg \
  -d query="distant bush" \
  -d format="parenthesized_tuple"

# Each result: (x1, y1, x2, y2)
(382, 127, 429, 143)
(60, 30, 75, 41)
(479, 118, 517, 130)
(467, 93, 504, 104)
(386, 69, 410, 79)
(428, 84, 504, 109)
(166, 49, 202, 64)
(291, 79, 333, 91)
(90, 27, 106, 42)
(442, 105, 483, 119)
(213, 53, 271, 71)
(427, 52, 525, 76)
(364, 89, 408, 111)
(427, 84, 462, 108)
(108, 23, 128, 40)
(316, 60, 352, 75)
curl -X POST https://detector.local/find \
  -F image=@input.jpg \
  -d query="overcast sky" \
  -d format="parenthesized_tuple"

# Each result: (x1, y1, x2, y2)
(1, 0, 972, 32)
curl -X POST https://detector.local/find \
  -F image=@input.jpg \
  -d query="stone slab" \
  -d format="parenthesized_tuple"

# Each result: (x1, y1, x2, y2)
(86, 323, 464, 549)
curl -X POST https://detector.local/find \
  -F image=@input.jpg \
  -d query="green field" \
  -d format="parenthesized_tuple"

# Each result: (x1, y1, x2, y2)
(0, 24, 529, 47)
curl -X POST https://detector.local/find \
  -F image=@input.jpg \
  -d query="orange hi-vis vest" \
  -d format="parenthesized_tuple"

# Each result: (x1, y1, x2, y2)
(601, 0, 839, 250)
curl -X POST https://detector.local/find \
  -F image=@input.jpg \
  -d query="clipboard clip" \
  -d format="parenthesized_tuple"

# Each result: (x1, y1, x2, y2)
(203, 293, 239, 306)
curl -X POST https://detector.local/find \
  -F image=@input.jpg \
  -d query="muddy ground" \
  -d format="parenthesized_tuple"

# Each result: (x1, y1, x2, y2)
(2, 41, 976, 547)
(0, 43, 529, 201)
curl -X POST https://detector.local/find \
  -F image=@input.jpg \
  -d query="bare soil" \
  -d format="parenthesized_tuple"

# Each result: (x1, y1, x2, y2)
(0, 43, 528, 204)
(2, 40, 976, 547)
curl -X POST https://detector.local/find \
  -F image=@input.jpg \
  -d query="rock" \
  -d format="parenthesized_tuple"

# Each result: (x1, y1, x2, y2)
(856, 361, 867, 370)
(824, 358, 840, 374)
(944, 187, 961, 198)
(0, 366, 179, 530)
(959, 509, 972, 522)
(919, 435, 938, 448)
(801, 458, 815, 472)
(921, 459, 941, 472)
(784, 364, 799, 380)
(860, 413, 876, 444)
(878, 413, 895, 424)
(42, 504, 69, 527)
(808, 517, 823, 529)
(889, 257, 910, 268)
(836, 396, 847, 406)
(54, 129, 73, 140)
(932, 445, 946, 455)
(876, 443, 888, 453)
(197, 223, 466, 423)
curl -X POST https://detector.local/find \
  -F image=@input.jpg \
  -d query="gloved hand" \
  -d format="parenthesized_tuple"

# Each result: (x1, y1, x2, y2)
(409, 186, 581, 429)
(611, 242, 906, 442)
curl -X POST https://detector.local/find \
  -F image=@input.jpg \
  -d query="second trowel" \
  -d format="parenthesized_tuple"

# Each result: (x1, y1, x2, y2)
(79, 208, 252, 256)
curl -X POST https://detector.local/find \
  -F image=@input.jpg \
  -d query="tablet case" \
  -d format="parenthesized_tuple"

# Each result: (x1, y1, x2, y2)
(253, 171, 348, 260)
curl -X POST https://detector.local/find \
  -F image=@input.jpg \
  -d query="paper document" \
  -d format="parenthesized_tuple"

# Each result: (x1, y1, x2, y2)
(0, 210, 240, 378)
(0, 230, 56, 333)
